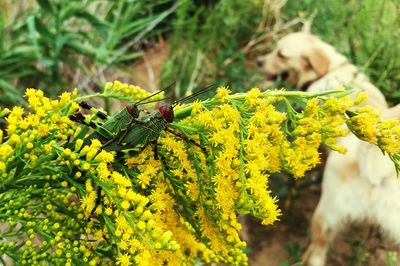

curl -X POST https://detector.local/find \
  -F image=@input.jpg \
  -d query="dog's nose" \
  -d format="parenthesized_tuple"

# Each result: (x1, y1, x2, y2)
(257, 59, 264, 68)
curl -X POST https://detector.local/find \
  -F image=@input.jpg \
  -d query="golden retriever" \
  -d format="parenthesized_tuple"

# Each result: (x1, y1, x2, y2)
(258, 32, 400, 266)
(257, 32, 387, 109)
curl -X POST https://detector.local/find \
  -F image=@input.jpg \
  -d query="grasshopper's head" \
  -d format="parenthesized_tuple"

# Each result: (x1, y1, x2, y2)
(159, 105, 174, 123)
(127, 103, 140, 118)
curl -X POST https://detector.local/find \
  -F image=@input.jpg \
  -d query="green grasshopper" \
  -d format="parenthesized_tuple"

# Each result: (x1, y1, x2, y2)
(72, 84, 216, 155)
(101, 84, 217, 154)
(69, 85, 171, 144)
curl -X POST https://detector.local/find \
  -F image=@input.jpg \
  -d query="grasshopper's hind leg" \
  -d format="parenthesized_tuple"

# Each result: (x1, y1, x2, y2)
(79, 101, 109, 120)
(151, 137, 171, 171)
(151, 137, 160, 160)
(88, 187, 102, 220)
(69, 112, 110, 144)
(164, 128, 207, 155)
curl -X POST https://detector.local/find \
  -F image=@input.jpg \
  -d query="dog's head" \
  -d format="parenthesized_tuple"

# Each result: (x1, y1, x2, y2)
(257, 32, 335, 90)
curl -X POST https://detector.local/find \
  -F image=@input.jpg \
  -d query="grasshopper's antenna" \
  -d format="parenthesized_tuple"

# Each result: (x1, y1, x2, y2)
(172, 84, 218, 107)
(135, 82, 175, 104)
(137, 97, 171, 106)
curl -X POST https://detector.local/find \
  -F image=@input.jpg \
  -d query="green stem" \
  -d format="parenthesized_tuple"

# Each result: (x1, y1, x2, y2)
(74, 93, 107, 101)
(174, 88, 352, 117)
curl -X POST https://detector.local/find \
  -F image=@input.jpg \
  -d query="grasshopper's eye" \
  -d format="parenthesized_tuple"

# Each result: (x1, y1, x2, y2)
(159, 105, 174, 123)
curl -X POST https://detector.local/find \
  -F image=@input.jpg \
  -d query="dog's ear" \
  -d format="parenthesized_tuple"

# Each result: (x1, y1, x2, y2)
(306, 48, 330, 76)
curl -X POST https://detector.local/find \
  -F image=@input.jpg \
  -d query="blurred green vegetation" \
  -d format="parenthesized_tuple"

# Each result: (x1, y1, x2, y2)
(161, 0, 264, 97)
(0, 0, 175, 106)
(283, 0, 400, 104)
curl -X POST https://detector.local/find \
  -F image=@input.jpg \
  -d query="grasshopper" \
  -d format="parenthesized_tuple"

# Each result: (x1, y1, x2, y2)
(71, 84, 216, 154)
(101, 84, 217, 154)
(69, 85, 171, 144)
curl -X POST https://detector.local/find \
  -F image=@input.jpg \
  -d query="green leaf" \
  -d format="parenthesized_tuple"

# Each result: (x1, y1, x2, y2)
(67, 40, 95, 56)
(26, 16, 42, 60)
(37, 0, 54, 14)
(0, 79, 23, 99)
(113, 51, 142, 63)
(74, 11, 108, 32)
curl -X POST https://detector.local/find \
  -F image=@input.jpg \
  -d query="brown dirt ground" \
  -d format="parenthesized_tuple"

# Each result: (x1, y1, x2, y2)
(106, 38, 169, 94)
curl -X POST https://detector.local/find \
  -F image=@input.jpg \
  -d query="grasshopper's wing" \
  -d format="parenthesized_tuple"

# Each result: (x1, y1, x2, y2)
(123, 117, 169, 146)
(84, 108, 132, 145)
(101, 108, 134, 134)
(102, 117, 168, 152)
(102, 137, 125, 152)
(84, 129, 112, 147)
(102, 123, 152, 152)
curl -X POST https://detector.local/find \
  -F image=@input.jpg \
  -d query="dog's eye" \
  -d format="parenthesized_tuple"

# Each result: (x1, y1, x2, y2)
(277, 50, 287, 59)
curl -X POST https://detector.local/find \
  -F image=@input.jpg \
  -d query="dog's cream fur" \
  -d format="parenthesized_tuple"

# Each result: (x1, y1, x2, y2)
(258, 32, 400, 266)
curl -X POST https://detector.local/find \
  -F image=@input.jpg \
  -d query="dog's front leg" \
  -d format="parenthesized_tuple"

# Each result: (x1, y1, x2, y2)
(303, 201, 341, 266)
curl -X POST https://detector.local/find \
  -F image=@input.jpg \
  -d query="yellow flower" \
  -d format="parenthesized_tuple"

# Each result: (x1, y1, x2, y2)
(216, 86, 231, 100)
(112, 171, 132, 187)
(137, 221, 146, 231)
(348, 106, 381, 144)
(81, 191, 96, 215)
(104, 80, 164, 103)
(118, 240, 129, 250)
(10, 134, 20, 144)
(0, 162, 5, 171)
(377, 119, 400, 156)
(94, 150, 114, 163)
(191, 100, 203, 114)
(121, 200, 130, 210)
(354, 91, 368, 105)
(0, 145, 13, 157)
(245, 87, 261, 107)
(105, 207, 113, 216)
(82, 162, 91, 171)
(116, 253, 131, 266)
(26, 142, 34, 149)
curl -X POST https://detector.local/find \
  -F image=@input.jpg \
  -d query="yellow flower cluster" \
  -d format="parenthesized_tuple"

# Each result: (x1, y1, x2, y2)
(0, 90, 106, 265)
(377, 119, 400, 156)
(0, 89, 78, 174)
(347, 106, 381, 143)
(104, 80, 164, 102)
(282, 99, 322, 178)
(346, 104, 400, 159)
(2, 83, 398, 265)
(243, 89, 285, 223)
(318, 97, 353, 153)
(190, 102, 247, 263)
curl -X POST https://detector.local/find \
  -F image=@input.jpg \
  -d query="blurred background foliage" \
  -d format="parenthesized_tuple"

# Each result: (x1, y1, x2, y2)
(0, 0, 176, 106)
(0, 0, 399, 103)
